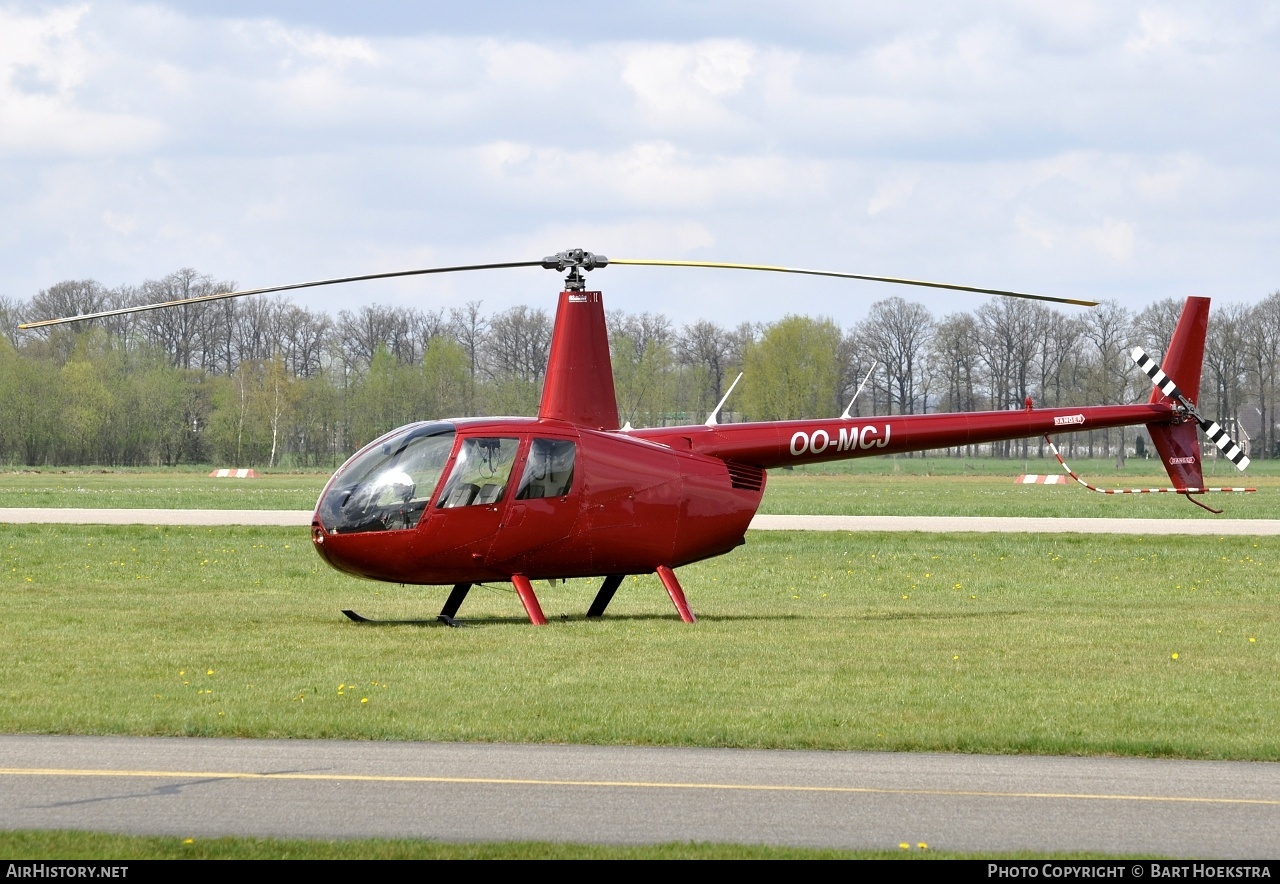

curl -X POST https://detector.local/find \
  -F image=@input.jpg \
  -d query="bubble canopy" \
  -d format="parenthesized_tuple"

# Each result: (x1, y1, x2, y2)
(318, 421, 456, 534)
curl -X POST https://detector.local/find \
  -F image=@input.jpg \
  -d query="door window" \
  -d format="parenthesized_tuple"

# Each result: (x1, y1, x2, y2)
(515, 438, 576, 500)
(437, 437, 520, 508)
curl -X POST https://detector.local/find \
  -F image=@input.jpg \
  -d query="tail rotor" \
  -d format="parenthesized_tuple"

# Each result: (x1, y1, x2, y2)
(1130, 345, 1251, 471)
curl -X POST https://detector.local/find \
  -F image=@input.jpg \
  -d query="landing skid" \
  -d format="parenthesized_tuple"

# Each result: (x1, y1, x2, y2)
(340, 609, 466, 627)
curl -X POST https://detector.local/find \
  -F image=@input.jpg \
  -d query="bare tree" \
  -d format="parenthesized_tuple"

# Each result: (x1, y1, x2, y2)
(409, 308, 450, 361)
(1033, 309, 1084, 410)
(1133, 297, 1185, 365)
(610, 312, 673, 355)
(26, 280, 110, 362)
(136, 270, 230, 370)
(1080, 301, 1133, 461)
(449, 300, 488, 380)
(677, 319, 735, 409)
(276, 304, 332, 379)
(857, 297, 934, 415)
(0, 296, 27, 348)
(1243, 293, 1280, 459)
(930, 312, 983, 453)
(1204, 302, 1249, 464)
(336, 304, 405, 369)
(234, 295, 281, 365)
(486, 305, 553, 382)
(29, 280, 108, 327)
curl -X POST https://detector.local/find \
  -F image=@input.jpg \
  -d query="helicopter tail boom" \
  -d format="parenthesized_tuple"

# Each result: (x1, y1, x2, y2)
(632, 402, 1177, 471)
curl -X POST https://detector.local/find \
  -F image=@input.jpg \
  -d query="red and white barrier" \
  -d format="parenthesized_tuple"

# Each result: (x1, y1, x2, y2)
(209, 469, 259, 478)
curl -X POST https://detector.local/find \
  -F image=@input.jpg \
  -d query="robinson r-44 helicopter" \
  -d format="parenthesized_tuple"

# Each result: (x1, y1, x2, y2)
(22, 249, 1253, 625)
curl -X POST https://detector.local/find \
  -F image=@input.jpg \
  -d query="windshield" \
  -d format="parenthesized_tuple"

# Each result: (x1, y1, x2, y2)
(318, 422, 456, 534)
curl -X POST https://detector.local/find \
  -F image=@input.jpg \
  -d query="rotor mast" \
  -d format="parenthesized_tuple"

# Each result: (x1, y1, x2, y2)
(537, 250, 619, 430)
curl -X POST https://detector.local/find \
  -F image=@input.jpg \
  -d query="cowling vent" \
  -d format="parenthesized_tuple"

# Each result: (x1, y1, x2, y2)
(726, 461, 764, 492)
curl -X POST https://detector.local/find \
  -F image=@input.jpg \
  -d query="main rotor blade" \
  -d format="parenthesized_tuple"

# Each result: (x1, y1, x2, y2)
(609, 258, 1097, 307)
(18, 260, 544, 329)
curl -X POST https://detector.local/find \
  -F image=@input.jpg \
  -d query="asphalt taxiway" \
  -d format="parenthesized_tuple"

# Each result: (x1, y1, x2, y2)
(4, 735, 1279, 856)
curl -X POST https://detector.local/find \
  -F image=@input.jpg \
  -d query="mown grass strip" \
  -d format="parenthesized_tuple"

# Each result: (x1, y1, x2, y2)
(0, 830, 1132, 860)
(3, 526, 1276, 759)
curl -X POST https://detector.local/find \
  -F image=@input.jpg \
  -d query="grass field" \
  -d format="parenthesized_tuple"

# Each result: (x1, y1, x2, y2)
(3, 524, 1277, 759)
(3, 455, 1276, 518)
(0, 470, 326, 510)
(3, 465, 1275, 860)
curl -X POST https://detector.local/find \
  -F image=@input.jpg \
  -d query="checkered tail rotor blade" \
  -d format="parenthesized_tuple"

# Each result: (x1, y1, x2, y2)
(1130, 346, 1251, 471)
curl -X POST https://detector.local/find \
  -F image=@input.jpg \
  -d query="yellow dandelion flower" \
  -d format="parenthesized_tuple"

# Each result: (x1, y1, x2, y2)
(1249, 637, 1257, 643)
(917, 842, 928, 850)
(1171, 653, 1179, 660)
(361, 697, 368, 704)
(183, 838, 194, 844)
(206, 669, 214, 676)
(899, 842, 910, 850)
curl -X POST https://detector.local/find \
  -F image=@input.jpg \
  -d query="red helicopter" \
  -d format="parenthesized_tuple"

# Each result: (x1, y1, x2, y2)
(22, 249, 1253, 625)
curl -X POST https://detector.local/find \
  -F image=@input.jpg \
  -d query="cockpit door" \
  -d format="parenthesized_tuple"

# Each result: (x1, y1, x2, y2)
(415, 435, 520, 566)
(486, 434, 582, 570)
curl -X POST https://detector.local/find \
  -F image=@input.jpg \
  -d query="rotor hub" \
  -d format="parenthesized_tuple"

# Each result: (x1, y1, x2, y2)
(542, 249, 608, 291)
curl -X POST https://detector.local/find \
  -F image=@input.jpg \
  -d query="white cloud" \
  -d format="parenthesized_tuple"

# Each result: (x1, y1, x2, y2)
(3, 2, 1280, 327)
(1083, 217, 1135, 261)
(621, 40, 754, 128)
(866, 174, 918, 216)
(477, 140, 817, 210)
(0, 5, 165, 156)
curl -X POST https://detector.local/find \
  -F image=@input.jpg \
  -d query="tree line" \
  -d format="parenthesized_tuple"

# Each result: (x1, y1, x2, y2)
(2, 269, 1277, 467)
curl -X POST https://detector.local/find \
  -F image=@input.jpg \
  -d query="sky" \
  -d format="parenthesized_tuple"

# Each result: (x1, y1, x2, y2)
(3, 1, 1279, 329)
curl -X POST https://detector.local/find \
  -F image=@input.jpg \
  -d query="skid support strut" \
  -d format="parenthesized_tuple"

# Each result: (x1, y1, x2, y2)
(586, 574, 625, 618)
(438, 582, 472, 624)
(656, 565, 696, 624)
(511, 574, 548, 626)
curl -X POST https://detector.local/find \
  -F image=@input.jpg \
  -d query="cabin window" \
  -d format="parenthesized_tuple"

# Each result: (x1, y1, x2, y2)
(437, 437, 520, 508)
(515, 438, 576, 499)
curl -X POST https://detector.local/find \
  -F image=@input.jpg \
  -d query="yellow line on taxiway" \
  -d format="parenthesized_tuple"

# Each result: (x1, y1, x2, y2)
(2, 767, 1277, 806)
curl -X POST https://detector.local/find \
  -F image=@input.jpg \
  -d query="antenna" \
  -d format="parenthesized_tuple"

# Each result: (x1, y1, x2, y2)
(705, 372, 744, 427)
(841, 362, 878, 420)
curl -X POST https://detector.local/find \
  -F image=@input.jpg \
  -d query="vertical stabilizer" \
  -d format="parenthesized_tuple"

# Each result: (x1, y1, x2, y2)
(1149, 297, 1209, 406)
(538, 290, 620, 430)
(1147, 297, 1209, 490)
